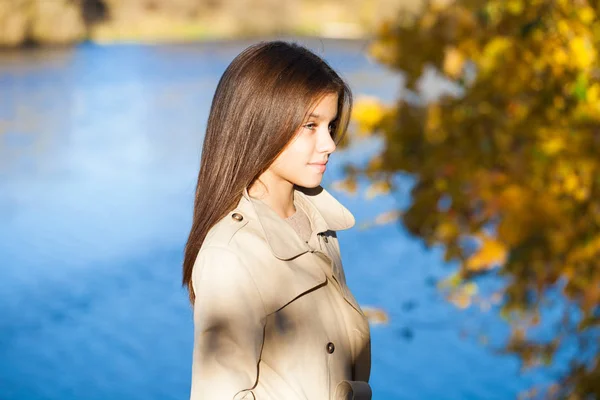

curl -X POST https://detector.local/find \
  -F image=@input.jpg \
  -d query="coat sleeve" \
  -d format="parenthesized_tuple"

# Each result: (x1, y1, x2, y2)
(189, 245, 266, 400)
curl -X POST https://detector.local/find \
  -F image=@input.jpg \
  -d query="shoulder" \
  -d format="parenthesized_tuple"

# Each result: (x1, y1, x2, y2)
(201, 202, 267, 255)
(191, 205, 272, 306)
(194, 201, 271, 282)
(194, 201, 334, 315)
(202, 209, 251, 248)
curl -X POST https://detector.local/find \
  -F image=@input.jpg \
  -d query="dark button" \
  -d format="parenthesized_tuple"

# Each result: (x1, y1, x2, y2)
(323, 236, 329, 243)
(231, 212, 243, 221)
(326, 342, 335, 354)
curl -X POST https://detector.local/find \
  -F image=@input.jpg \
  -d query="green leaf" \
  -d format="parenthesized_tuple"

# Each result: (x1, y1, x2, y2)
(574, 73, 588, 101)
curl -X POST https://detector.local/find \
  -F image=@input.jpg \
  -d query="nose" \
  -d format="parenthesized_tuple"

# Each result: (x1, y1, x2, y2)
(318, 126, 337, 154)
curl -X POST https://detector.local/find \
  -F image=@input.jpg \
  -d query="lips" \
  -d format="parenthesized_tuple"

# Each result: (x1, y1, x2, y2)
(308, 162, 327, 166)
(308, 161, 327, 173)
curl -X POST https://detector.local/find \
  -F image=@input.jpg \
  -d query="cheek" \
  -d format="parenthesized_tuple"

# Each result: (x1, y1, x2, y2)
(270, 137, 316, 180)
(273, 137, 313, 169)
(271, 151, 304, 177)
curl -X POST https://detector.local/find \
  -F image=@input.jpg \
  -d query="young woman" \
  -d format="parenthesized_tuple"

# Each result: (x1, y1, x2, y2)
(182, 40, 371, 400)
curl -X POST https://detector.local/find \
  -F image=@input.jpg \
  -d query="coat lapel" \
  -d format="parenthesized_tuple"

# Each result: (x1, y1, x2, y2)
(239, 185, 355, 260)
(234, 185, 361, 316)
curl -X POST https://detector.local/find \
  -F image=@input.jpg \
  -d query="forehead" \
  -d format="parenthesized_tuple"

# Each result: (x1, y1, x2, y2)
(308, 93, 339, 118)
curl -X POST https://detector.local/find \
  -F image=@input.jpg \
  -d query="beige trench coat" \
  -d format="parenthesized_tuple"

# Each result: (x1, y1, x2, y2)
(189, 185, 372, 400)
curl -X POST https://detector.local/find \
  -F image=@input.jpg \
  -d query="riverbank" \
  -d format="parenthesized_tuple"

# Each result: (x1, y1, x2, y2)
(0, 0, 419, 48)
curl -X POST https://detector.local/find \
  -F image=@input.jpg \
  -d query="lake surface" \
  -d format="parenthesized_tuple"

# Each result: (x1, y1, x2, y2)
(0, 38, 549, 399)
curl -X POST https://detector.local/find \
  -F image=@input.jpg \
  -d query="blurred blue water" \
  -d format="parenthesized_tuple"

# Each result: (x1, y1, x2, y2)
(0, 38, 550, 399)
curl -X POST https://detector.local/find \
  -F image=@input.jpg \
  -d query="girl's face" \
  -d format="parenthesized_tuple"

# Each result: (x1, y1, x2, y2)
(269, 93, 339, 188)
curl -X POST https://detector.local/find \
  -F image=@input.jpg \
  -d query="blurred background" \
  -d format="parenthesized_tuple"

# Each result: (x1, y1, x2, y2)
(1, 0, 599, 399)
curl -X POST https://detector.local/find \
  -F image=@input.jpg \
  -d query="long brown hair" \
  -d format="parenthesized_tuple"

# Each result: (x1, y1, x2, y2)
(182, 40, 353, 304)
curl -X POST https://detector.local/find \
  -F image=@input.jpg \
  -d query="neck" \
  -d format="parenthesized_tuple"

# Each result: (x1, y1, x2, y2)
(248, 170, 296, 219)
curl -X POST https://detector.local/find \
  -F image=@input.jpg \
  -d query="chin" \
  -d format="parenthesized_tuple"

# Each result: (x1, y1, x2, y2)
(296, 179, 323, 189)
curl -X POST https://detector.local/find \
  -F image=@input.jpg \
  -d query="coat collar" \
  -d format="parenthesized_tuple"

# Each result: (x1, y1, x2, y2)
(237, 185, 355, 260)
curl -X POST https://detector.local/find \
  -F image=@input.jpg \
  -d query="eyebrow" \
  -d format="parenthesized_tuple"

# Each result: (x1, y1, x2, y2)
(309, 113, 338, 120)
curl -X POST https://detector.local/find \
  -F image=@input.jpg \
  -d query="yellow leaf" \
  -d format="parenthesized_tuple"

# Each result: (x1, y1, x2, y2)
(435, 221, 458, 240)
(463, 282, 478, 296)
(352, 96, 386, 136)
(563, 173, 579, 193)
(567, 235, 600, 263)
(437, 271, 463, 289)
(578, 6, 596, 24)
(448, 289, 472, 309)
(330, 179, 358, 196)
(574, 187, 589, 201)
(552, 47, 569, 66)
(443, 46, 465, 79)
(557, 20, 570, 36)
(430, 0, 454, 11)
(466, 234, 508, 271)
(506, 0, 523, 15)
(480, 37, 512, 74)
(540, 136, 565, 155)
(361, 306, 390, 325)
(374, 210, 402, 225)
(425, 105, 448, 144)
(587, 83, 600, 105)
(365, 180, 391, 200)
(569, 36, 595, 70)
(499, 184, 525, 210)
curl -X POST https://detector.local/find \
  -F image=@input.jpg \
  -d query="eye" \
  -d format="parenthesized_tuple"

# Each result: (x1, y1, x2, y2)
(303, 122, 317, 131)
(328, 122, 337, 134)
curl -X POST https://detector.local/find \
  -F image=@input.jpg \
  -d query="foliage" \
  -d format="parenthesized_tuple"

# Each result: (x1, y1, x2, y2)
(349, 0, 600, 397)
